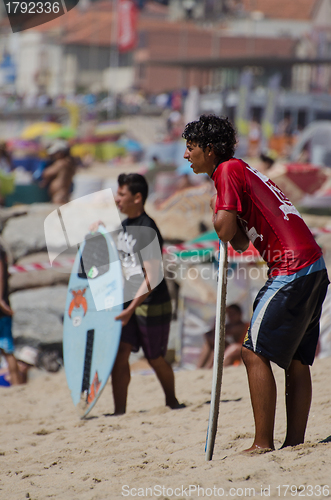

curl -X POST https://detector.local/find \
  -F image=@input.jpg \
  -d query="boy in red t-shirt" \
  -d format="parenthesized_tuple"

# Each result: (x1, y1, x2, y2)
(183, 115, 329, 452)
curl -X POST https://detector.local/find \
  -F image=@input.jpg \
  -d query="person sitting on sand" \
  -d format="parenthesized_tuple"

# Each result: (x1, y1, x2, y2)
(197, 304, 249, 369)
(15, 346, 38, 384)
(183, 114, 329, 452)
(91, 173, 183, 414)
(0, 345, 38, 386)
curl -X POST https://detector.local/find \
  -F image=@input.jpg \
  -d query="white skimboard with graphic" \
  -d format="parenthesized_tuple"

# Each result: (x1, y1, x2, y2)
(63, 226, 123, 418)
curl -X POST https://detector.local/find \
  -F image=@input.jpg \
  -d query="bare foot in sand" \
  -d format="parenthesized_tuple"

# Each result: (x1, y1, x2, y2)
(167, 400, 186, 410)
(243, 444, 274, 454)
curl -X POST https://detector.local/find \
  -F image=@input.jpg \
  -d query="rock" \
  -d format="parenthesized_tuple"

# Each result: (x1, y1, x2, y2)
(2, 203, 58, 261)
(9, 252, 70, 292)
(11, 286, 67, 343)
(2, 194, 122, 262)
(0, 205, 28, 225)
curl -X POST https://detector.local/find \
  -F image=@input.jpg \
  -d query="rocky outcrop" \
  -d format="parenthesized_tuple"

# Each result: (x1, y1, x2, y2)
(10, 286, 67, 343)
(9, 252, 70, 293)
(2, 203, 58, 261)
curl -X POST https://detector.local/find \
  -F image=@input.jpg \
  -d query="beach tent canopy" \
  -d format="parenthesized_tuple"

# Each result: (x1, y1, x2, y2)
(299, 177, 331, 209)
(268, 162, 329, 204)
(291, 121, 331, 167)
(285, 163, 328, 195)
(164, 230, 261, 262)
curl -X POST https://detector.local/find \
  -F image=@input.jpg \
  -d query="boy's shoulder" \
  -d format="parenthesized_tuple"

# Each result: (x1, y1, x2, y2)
(219, 157, 246, 170)
(213, 158, 246, 182)
(123, 212, 157, 229)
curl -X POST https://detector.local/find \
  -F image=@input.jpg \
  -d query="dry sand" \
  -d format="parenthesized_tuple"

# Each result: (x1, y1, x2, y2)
(1, 359, 331, 500)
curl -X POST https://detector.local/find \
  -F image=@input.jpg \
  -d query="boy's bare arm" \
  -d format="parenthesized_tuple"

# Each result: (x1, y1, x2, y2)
(115, 260, 156, 326)
(211, 195, 249, 252)
(230, 223, 250, 253)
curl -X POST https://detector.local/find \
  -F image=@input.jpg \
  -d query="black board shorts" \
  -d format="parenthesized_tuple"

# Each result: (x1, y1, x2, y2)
(243, 257, 329, 370)
(121, 301, 172, 360)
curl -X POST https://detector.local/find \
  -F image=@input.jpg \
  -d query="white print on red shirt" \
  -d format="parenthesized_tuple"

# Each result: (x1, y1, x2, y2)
(247, 227, 263, 244)
(245, 165, 303, 221)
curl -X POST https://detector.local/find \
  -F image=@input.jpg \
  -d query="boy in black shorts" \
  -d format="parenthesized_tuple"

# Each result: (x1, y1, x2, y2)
(182, 115, 329, 451)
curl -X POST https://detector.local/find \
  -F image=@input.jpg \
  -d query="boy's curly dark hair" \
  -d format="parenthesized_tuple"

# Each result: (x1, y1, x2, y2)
(182, 115, 237, 162)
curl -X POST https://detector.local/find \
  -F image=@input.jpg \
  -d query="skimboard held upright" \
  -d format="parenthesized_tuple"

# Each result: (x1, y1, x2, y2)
(205, 241, 228, 460)
(63, 226, 123, 418)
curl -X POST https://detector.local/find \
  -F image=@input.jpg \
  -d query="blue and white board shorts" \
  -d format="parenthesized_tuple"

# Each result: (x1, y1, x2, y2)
(0, 316, 14, 354)
(243, 257, 329, 370)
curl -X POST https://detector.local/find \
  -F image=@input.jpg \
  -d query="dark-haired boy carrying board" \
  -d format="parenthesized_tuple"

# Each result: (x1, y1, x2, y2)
(91, 173, 182, 415)
(183, 114, 329, 452)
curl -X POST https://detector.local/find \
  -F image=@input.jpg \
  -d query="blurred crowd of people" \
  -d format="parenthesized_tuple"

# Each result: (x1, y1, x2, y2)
(0, 88, 186, 114)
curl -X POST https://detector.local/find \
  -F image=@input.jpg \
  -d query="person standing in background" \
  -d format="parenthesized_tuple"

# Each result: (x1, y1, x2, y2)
(41, 140, 77, 204)
(0, 242, 20, 385)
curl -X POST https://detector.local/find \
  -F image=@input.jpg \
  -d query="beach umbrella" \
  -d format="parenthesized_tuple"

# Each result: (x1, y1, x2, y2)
(118, 137, 143, 154)
(21, 122, 61, 140)
(94, 121, 126, 136)
(7, 138, 40, 152)
(46, 126, 77, 140)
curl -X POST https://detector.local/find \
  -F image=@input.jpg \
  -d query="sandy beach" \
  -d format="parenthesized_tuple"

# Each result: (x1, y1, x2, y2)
(1, 358, 330, 500)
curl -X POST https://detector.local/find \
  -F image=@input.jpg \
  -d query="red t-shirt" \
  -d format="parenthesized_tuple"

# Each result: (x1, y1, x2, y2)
(212, 158, 322, 276)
